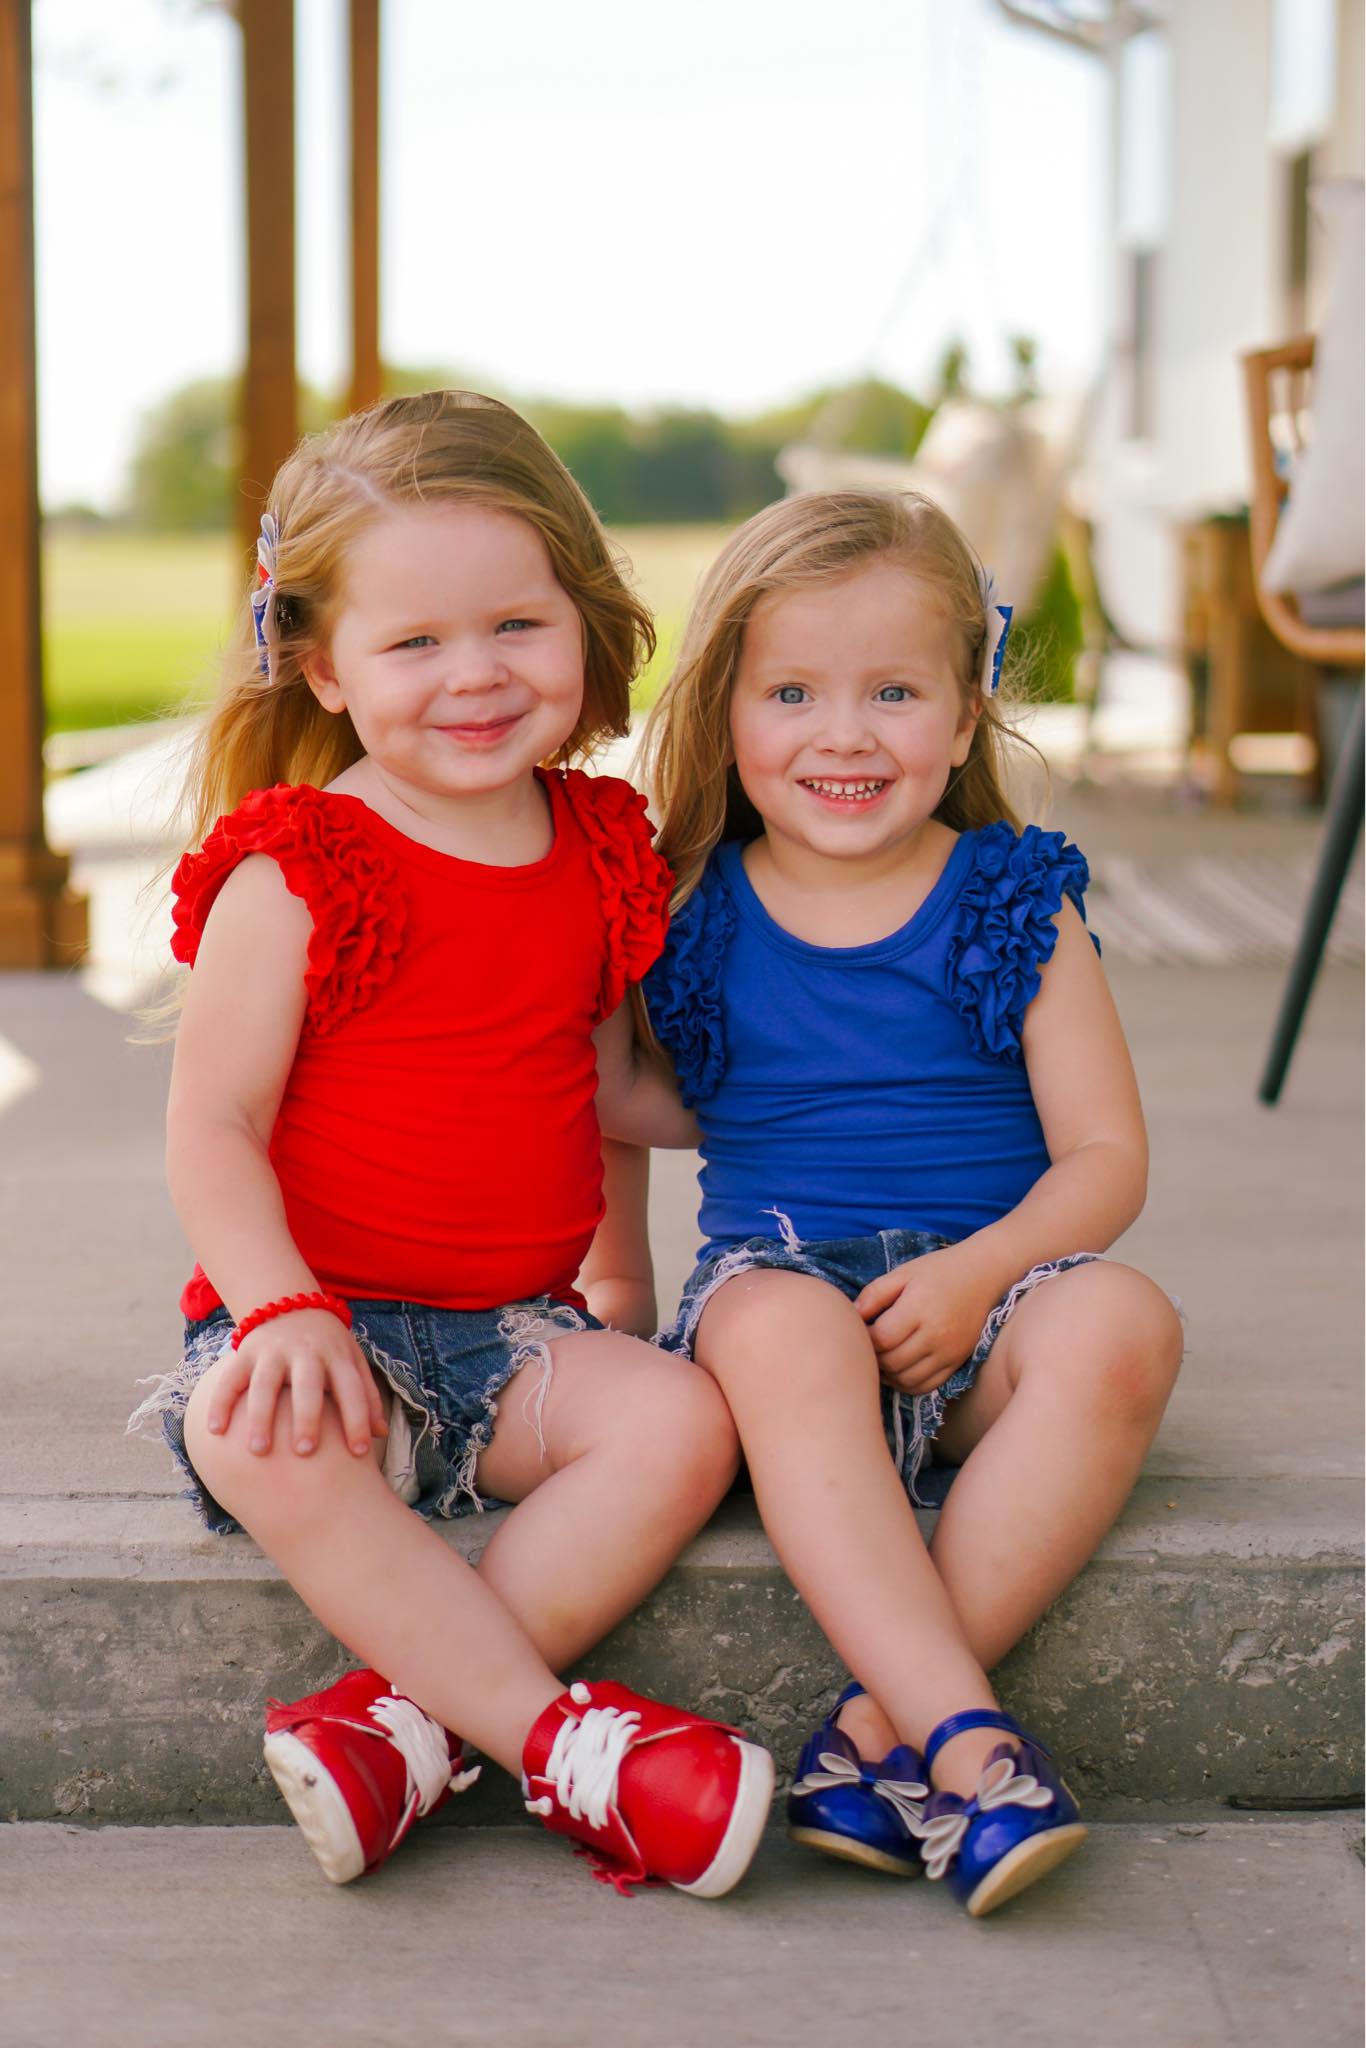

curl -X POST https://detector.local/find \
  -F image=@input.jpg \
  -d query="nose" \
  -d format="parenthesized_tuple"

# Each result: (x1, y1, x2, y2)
(813, 697, 876, 755)
(440, 634, 511, 696)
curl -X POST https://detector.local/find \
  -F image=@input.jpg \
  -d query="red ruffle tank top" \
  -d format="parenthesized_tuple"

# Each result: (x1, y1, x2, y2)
(169, 769, 671, 1320)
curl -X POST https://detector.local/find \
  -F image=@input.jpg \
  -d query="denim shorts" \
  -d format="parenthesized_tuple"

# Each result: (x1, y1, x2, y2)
(654, 1218, 1099, 1507)
(127, 1295, 602, 1536)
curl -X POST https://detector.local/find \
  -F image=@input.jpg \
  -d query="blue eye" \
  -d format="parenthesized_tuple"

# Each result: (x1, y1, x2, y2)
(775, 685, 808, 705)
(876, 685, 911, 702)
(496, 618, 535, 634)
(396, 635, 436, 650)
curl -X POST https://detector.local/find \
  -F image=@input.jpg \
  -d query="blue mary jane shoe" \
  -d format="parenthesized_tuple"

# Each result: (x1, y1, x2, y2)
(786, 1684, 929, 1877)
(916, 1709, 1087, 1917)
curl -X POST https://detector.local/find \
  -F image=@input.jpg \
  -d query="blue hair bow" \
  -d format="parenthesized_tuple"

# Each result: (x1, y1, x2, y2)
(977, 566, 1013, 697)
(250, 512, 279, 677)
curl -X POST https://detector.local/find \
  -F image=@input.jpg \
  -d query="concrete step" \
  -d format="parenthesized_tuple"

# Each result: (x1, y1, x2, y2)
(6, 1819, 1363, 2048)
(3, 1477, 1360, 1825)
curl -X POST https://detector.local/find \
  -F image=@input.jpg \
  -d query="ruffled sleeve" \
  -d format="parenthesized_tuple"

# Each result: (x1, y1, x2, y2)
(560, 769, 673, 1021)
(944, 822, 1099, 1063)
(642, 860, 736, 1109)
(170, 784, 406, 1035)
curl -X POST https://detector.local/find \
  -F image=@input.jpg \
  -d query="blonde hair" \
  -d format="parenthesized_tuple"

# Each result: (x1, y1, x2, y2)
(641, 489, 1040, 909)
(180, 389, 654, 859)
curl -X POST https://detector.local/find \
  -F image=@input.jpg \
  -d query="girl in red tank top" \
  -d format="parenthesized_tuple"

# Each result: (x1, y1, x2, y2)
(130, 392, 774, 1898)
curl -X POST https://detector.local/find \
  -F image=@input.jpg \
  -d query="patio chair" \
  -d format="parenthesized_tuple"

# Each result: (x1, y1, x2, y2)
(1243, 334, 1365, 1104)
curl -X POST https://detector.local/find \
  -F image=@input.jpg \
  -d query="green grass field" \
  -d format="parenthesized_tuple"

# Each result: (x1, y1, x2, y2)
(43, 532, 235, 731)
(41, 525, 729, 733)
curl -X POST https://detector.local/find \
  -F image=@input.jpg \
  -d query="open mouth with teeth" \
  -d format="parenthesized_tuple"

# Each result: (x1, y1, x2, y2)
(799, 778, 889, 804)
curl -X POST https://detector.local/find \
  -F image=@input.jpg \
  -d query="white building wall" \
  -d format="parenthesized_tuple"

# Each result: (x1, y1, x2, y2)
(1088, 0, 1279, 645)
(1322, 0, 1365, 177)
(1157, 0, 1281, 514)
(1086, 0, 1362, 647)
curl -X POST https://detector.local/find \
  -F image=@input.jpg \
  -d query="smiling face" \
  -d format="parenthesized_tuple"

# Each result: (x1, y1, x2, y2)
(305, 500, 586, 811)
(728, 557, 979, 874)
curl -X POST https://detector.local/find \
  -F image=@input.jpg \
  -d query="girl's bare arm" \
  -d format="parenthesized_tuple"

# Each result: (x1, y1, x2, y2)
(165, 855, 385, 1454)
(592, 1000, 700, 1149)
(957, 900, 1148, 1288)
(577, 1139, 658, 1338)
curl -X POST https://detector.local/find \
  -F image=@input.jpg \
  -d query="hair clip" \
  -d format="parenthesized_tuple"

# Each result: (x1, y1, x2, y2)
(976, 565, 1013, 697)
(250, 511, 279, 677)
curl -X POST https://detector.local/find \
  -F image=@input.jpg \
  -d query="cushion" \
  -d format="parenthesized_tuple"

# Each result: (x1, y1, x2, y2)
(1297, 578, 1365, 630)
(1262, 180, 1364, 595)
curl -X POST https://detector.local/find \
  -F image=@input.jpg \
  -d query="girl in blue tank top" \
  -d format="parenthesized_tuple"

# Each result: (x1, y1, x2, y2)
(597, 489, 1183, 1915)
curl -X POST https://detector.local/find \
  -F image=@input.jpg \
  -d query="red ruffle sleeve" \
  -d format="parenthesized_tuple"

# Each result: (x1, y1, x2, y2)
(170, 784, 406, 1035)
(560, 769, 673, 1020)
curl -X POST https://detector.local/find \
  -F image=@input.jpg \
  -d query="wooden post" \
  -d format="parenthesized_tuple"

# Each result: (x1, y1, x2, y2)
(238, 0, 297, 559)
(348, 0, 381, 414)
(0, 0, 86, 967)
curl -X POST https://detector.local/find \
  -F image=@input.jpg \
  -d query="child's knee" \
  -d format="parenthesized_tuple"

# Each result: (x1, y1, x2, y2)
(183, 1373, 340, 1527)
(677, 1367, 742, 1481)
(695, 1269, 876, 1395)
(1065, 1267, 1183, 1421)
(632, 1359, 741, 1493)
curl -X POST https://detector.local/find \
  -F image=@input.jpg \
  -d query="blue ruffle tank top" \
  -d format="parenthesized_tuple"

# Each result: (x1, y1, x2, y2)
(644, 822, 1097, 1261)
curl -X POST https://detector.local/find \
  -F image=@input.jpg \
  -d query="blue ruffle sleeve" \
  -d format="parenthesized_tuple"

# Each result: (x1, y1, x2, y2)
(642, 862, 736, 1108)
(945, 822, 1098, 1064)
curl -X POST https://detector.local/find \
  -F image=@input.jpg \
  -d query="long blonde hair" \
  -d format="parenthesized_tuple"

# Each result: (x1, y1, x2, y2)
(180, 389, 654, 859)
(641, 489, 1039, 909)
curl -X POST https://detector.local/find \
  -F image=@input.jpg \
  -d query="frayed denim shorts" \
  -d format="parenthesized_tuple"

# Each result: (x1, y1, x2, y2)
(127, 1294, 602, 1537)
(655, 1220, 1098, 1507)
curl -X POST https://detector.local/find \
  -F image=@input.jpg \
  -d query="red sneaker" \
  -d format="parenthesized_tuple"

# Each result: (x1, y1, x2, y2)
(263, 1668, 480, 1884)
(522, 1680, 774, 1897)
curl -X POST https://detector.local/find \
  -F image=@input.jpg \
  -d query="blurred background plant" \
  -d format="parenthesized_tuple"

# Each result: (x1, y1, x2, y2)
(45, 347, 1079, 733)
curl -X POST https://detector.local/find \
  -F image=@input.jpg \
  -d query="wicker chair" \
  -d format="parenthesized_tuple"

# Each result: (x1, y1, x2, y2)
(1242, 336, 1364, 1103)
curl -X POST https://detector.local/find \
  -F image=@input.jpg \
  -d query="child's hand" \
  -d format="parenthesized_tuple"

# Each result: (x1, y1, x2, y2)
(205, 1311, 389, 1458)
(855, 1245, 1001, 1396)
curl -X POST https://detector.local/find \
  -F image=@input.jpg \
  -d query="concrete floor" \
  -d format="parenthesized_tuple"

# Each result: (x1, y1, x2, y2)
(3, 750, 1362, 2043)
(4, 1819, 1362, 2048)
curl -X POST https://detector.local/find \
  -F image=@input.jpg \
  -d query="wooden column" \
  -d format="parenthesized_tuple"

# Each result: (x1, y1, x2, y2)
(0, 0, 86, 967)
(348, 0, 381, 414)
(238, 0, 297, 558)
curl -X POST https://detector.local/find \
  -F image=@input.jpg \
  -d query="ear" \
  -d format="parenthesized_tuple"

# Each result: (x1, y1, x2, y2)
(303, 650, 346, 714)
(950, 689, 983, 769)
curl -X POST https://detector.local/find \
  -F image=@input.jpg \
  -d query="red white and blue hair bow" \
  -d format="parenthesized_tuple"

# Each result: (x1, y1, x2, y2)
(977, 566, 1013, 697)
(251, 511, 279, 677)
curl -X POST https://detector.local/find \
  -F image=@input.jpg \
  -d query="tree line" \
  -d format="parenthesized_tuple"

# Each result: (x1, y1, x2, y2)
(67, 346, 1079, 701)
(116, 366, 938, 534)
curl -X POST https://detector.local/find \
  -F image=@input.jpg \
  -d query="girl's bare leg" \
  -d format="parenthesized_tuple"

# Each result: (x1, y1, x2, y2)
(184, 1329, 738, 1772)
(184, 1370, 559, 1777)
(692, 1270, 1003, 1798)
(835, 1262, 1183, 1763)
(927, 1261, 1184, 1670)
(472, 1328, 740, 1671)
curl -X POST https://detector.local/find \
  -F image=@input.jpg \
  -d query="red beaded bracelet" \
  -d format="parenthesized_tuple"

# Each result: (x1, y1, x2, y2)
(230, 1291, 352, 1351)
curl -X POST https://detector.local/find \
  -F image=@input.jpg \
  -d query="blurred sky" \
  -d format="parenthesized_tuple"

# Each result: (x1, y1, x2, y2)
(33, 0, 1108, 511)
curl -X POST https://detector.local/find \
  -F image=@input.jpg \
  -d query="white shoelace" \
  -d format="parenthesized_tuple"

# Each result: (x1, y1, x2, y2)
(525, 1684, 640, 1830)
(368, 1692, 479, 1824)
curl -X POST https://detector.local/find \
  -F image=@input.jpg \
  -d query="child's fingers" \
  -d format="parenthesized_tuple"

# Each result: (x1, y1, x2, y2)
(882, 1346, 963, 1394)
(205, 1354, 253, 1436)
(877, 1336, 940, 1387)
(855, 1269, 904, 1319)
(244, 1355, 288, 1454)
(363, 1362, 389, 1440)
(868, 1297, 920, 1353)
(288, 1355, 325, 1455)
(329, 1355, 379, 1457)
